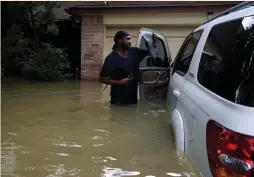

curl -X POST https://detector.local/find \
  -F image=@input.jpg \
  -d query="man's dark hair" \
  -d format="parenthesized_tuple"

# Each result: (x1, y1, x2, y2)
(112, 30, 130, 50)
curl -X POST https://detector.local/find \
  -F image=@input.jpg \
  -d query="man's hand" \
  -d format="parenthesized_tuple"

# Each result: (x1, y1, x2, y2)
(99, 76, 131, 86)
(118, 78, 130, 85)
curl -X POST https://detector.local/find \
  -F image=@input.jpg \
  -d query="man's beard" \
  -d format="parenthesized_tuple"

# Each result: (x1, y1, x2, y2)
(121, 43, 130, 50)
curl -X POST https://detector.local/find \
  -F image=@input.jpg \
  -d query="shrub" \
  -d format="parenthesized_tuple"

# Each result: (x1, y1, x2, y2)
(22, 43, 72, 81)
(1, 24, 32, 76)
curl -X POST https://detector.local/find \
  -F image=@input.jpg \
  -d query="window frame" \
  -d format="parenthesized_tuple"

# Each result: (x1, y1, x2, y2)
(156, 37, 170, 67)
(139, 35, 170, 68)
(196, 15, 254, 107)
(197, 16, 253, 82)
(172, 30, 204, 76)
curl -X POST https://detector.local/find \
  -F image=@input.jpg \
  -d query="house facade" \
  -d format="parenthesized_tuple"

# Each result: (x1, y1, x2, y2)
(66, 1, 239, 80)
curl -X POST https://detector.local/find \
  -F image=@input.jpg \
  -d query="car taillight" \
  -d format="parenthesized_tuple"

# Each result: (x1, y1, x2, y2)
(206, 120, 254, 177)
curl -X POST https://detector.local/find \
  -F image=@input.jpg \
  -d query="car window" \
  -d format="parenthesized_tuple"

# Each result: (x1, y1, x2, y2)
(139, 36, 168, 67)
(172, 31, 203, 76)
(197, 15, 254, 107)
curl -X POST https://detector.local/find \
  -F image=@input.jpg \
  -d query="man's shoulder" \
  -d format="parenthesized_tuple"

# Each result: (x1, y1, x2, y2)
(106, 50, 116, 57)
(105, 51, 117, 61)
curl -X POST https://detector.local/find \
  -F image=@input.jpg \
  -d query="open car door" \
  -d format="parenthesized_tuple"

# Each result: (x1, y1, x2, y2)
(136, 28, 172, 101)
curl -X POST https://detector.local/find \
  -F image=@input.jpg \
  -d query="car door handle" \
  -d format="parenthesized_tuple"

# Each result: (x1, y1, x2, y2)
(173, 89, 180, 97)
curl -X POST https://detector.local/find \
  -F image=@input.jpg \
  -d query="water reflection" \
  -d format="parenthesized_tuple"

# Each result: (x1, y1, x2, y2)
(101, 167, 140, 177)
(1, 79, 200, 177)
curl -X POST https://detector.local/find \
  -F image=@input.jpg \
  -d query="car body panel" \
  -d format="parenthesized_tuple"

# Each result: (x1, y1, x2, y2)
(137, 4, 254, 177)
(177, 5, 254, 176)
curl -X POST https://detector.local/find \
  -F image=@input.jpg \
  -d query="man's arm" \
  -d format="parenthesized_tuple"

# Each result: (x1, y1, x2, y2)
(99, 76, 129, 86)
(99, 57, 129, 86)
(136, 48, 150, 64)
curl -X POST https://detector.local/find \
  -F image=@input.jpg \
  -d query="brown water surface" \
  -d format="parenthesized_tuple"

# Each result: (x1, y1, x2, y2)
(1, 78, 199, 177)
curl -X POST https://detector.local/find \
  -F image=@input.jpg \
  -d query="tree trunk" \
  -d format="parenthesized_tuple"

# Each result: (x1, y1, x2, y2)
(28, 4, 39, 47)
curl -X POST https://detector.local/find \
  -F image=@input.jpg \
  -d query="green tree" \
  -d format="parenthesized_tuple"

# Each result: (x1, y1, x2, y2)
(4, 2, 59, 45)
(2, 2, 71, 80)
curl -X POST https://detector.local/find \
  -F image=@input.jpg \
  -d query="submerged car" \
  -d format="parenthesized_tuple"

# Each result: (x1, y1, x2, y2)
(136, 2, 254, 177)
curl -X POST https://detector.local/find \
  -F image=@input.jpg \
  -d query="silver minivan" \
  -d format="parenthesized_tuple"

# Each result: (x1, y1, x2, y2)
(136, 2, 254, 177)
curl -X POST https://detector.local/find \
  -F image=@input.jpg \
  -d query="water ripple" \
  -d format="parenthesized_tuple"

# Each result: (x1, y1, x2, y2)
(42, 164, 83, 177)
(55, 153, 70, 157)
(91, 136, 105, 140)
(101, 167, 140, 177)
(93, 144, 104, 147)
(8, 132, 18, 136)
(94, 129, 110, 134)
(52, 142, 82, 148)
(93, 156, 117, 164)
(166, 172, 182, 176)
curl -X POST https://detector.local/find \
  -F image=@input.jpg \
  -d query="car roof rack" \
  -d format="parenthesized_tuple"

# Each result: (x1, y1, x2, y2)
(202, 1, 254, 25)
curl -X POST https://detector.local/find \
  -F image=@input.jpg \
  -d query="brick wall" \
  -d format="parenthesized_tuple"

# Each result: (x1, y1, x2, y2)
(81, 15, 104, 80)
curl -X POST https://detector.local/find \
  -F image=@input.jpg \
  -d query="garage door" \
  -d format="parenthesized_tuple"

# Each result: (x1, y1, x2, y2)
(104, 26, 196, 61)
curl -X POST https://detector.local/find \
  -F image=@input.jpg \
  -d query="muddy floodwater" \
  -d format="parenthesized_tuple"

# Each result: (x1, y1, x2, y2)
(1, 78, 200, 177)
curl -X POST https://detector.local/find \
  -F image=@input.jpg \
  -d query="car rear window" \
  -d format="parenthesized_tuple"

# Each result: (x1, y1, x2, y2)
(197, 15, 254, 107)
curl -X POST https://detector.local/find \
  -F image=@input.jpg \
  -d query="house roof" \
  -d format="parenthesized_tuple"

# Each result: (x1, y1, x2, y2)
(54, 2, 85, 20)
(66, 1, 241, 9)
(58, 1, 241, 19)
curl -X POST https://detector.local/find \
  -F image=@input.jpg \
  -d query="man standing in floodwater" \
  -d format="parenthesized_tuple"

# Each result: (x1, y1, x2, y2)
(99, 30, 149, 105)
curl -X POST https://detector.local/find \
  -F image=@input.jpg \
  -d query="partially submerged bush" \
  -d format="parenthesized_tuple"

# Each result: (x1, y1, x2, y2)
(1, 24, 33, 76)
(22, 43, 71, 81)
